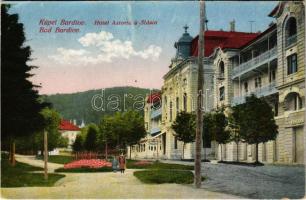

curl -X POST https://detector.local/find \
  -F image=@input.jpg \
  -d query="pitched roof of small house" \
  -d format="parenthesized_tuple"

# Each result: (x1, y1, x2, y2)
(59, 119, 81, 131)
(147, 92, 161, 103)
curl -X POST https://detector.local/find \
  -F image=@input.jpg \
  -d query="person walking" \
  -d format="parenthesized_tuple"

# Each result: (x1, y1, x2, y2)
(112, 156, 118, 172)
(118, 153, 126, 174)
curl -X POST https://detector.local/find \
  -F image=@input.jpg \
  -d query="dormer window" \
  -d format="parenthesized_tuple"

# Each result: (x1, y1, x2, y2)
(285, 17, 297, 47)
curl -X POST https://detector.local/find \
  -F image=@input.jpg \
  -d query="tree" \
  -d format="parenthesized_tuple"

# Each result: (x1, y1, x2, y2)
(98, 111, 146, 158)
(203, 113, 213, 160)
(33, 108, 65, 154)
(238, 95, 278, 163)
(72, 135, 83, 152)
(210, 108, 230, 161)
(1, 5, 48, 165)
(172, 111, 196, 159)
(227, 106, 244, 162)
(123, 111, 146, 158)
(84, 124, 99, 151)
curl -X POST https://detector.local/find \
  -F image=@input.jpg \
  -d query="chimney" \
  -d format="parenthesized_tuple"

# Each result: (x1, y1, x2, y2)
(230, 20, 235, 32)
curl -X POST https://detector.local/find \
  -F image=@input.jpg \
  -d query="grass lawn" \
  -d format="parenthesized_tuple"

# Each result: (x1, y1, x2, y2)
(134, 170, 204, 184)
(127, 160, 194, 170)
(55, 167, 113, 173)
(1, 159, 65, 187)
(37, 155, 74, 164)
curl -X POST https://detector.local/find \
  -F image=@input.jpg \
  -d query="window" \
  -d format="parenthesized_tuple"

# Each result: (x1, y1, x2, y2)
(183, 78, 187, 85)
(285, 17, 297, 47)
(174, 136, 178, 149)
(183, 93, 187, 111)
(219, 87, 225, 101)
(219, 61, 225, 78)
(285, 92, 303, 111)
(244, 82, 248, 93)
(287, 54, 297, 75)
(169, 101, 173, 121)
(269, 69, 276, 82)
(255, 77, 262, 88)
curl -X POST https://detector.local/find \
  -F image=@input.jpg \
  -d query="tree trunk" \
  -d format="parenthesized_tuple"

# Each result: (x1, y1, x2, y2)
(204, 145, 206, 161)
(220, 144, 223, 161)
(129, 145, 132, 160)
(182, 143, 185, 160)
(255, 143, 259, 163)
(44, 130, 48, 180)
(105, 142, 108, 160)
(10, 141, 16, 166)
(236, 142, 239, 162)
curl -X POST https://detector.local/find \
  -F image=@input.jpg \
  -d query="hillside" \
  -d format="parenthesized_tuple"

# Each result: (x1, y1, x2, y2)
(42, 86, 157, 125)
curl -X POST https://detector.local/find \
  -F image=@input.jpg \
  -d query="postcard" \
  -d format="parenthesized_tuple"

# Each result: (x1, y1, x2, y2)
(1, 1, 305, 199)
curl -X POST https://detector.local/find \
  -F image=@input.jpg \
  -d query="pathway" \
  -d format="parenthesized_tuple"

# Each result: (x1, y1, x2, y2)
(1, 155, 240, 199)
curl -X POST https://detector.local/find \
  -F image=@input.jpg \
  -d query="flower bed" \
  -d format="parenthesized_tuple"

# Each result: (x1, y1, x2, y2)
(64, 159, 112, 169)
(133, 160, 153, 166)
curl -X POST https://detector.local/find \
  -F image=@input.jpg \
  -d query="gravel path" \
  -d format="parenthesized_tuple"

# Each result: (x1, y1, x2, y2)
(161, 160, 305, 199)
(1, 155, 239, 199)
(15, 154, 64, 172)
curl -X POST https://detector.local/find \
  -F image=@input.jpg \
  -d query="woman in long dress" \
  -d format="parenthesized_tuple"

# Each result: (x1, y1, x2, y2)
(118, 154, 126, 174)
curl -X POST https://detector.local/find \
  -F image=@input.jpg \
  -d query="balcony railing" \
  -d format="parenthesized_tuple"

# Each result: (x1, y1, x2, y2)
(231, 82, 277, 105)
(286, 34, 297, 47)
(232, 47, 277, 79)
(150, 107, 162, 119)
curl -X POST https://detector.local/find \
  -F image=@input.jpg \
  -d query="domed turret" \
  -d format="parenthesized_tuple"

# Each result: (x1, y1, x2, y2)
(174, 25, 193, 59)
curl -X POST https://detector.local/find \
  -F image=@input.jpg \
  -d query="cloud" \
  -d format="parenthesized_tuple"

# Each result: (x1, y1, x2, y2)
(49, 31, 162, 65)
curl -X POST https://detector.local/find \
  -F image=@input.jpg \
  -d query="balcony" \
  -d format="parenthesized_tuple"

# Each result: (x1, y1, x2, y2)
(286, 34, 297, 48)
(231, 82, 277, 106)
(232, 47, 277, 79)
(151, 107, 161, 119)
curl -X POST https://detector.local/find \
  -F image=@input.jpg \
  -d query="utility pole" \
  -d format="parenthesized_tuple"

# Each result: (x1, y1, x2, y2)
(44, 130, 48, 180)
(195, 0, 205, 188)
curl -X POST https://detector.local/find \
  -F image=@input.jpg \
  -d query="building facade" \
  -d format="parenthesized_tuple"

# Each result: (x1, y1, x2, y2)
(130, 1, 305, 165)
(213, 2, 305, 164)
(128, 92, 164, 159)
(59, 119, 81, 150)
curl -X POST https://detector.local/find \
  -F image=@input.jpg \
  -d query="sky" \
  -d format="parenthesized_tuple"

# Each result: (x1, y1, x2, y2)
(9, 1, 278, 95)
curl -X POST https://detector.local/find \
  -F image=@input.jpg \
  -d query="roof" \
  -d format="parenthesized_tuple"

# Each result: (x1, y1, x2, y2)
(147, 92, 161, 103)
(239, 23, 277, 50)
(191, 30, 260, 57)
(268, 2, 285, 17)
(59, 119, 81, 131)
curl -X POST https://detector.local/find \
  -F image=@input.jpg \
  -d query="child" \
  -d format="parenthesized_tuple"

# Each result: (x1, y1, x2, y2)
(112, 156, 118, 172)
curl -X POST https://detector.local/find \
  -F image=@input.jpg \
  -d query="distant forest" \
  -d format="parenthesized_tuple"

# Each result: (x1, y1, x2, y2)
(42, 86, 158, 125)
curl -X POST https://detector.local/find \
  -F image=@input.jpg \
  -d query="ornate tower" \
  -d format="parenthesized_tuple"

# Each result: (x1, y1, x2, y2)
(174, 25, 193, 59)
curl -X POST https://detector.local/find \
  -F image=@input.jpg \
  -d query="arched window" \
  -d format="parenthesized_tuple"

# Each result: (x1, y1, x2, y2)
(219, 61, 225, 78)
(285, 17, 297, 47)
(284, 92, 303, 111)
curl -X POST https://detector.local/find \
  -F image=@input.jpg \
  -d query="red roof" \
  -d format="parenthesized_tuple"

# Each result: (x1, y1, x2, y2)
(59, 119, 81, 131)
(147, 92, 161, 103)
(191, 31, 260, 57)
